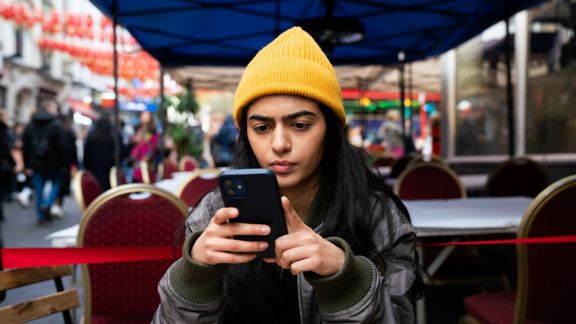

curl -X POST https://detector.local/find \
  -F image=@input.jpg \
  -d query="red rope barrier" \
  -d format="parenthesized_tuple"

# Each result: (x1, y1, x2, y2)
(1, 247, 182, 269)
(1, 236, 575, 269)
(417, 235, 576, 247)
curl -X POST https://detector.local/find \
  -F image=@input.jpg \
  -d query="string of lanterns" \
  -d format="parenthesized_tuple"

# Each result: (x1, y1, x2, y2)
(1, 1, 161, 99)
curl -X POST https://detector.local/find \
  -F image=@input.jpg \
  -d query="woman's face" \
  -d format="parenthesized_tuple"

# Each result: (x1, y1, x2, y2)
(246, 95, 326, 192)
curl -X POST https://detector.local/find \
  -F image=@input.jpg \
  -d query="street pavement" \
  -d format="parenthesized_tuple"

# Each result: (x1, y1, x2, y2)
(1, 192, 84, 323)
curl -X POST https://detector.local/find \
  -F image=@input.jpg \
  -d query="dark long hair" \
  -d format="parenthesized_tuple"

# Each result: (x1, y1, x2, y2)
(231, 103, 425, 301)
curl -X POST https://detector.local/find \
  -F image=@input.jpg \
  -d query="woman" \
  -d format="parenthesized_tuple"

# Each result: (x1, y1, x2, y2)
(130, 111, 159, 182)
(154, 27, 422, 323)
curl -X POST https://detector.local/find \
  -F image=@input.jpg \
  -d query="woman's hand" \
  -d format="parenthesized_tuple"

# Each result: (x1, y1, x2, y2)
(191, 207, 271, 265)
(274, 197, 345, 276)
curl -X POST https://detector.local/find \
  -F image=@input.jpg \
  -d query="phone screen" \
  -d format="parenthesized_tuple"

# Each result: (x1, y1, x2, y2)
(219, 169, 287, 258)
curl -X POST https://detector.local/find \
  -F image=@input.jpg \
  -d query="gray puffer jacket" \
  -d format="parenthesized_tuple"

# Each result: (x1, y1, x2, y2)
(153, 191, 418, 323)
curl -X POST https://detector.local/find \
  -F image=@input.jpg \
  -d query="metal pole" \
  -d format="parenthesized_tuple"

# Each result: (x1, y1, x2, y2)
(112, 0, 120, 168)
(504, 2, 515, 157)
(408, 63, 413, 136)
(158, 66, 165, 162)
(398, 52, 406, 139)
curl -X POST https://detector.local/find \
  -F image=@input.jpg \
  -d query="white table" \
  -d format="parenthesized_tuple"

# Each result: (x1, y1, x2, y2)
(406, 196, 532, 237)
(404, 196, 533, 324)
(45, 224, 80, 247)
(154, 171, 196, 194)
(385, 173, 488, 192)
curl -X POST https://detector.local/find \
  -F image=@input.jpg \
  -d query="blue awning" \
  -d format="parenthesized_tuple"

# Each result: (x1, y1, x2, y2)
(89, 0, 545, 67)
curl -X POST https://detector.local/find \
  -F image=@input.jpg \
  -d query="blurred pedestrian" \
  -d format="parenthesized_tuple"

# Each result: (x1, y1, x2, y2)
(51, 114, 79, 218)
(211, 114, 238, 167)
(130, 111, 159, 182)
(0, 108, 16, 223)
(84, 116, 119, 191)
(9, 122, 32, 207)
(22, 100, 66, 225)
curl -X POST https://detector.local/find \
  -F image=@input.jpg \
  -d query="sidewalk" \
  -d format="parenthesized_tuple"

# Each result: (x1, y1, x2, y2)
(1, 194, 84, 323)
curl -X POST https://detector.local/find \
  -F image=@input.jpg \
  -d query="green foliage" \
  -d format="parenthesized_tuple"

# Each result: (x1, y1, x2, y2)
(159, 90, 202, 159)
(169, 123, 203, 158)
(176, 89, 199, 114)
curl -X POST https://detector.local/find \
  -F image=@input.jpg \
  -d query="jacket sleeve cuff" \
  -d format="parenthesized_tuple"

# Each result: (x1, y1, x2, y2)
(169, 231, 228, 305)
(304, 237, 374, 313)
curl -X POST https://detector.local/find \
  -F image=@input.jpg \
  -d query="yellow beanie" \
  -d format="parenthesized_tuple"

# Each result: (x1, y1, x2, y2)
(234, 27, 345, 126)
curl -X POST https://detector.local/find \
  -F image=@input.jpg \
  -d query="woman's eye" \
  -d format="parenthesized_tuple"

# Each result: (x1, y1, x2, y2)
(292, 122, 310, 130)
(252, 124, 270, 133)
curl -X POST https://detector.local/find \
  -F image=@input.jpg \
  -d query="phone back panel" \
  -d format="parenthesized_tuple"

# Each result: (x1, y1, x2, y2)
(219, 169, 287, 257)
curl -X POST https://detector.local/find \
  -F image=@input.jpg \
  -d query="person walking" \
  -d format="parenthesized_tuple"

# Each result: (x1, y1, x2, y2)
(50, 114, 78, 218)
(22, 100, 66, 225)
(0, 108, 16, 223)
(83, 116, 119, 191)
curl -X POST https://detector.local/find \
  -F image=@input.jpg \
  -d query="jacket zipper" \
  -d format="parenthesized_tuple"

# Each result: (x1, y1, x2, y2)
(297, 274, 305, 324)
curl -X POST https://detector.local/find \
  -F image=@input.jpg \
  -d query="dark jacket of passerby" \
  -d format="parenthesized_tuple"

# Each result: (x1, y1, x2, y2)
(22, 111, 66, 172)
(84, 118, 121, 191)
(0, 118, 15, 181)
(58, 118, 79, 198)
(1, 114, 16, 224)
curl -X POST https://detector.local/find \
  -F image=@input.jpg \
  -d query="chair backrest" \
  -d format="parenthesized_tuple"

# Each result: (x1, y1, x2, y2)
(514, 174, 576, 323)
(139, 161, 157, 184)
(109, 166, 128, 188)
(485, 157, 550, 198)
(178, 155, 199, 172)
(388, 154, 416, 178)
(72, 170, 103, 211)
(372, 154, 396, 167)
(158, 159, 178, 180)
(0, 265, 80, 324)
(404, 153, 445, 170)
(176, 168, 221, 207)
(77, 184, 188, 324)
(394, 163, 466, 200)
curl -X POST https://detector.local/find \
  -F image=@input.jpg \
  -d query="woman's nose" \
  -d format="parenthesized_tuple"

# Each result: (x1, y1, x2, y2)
(271, 127, 291, 153)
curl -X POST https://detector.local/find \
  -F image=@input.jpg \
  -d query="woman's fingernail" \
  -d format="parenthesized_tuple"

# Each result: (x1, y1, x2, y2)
(260, 225, 270, 234)
(259, 242, 268, 249)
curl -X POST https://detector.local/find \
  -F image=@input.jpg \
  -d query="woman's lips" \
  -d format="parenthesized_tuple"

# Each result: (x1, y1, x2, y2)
(270, 161, 295, 173)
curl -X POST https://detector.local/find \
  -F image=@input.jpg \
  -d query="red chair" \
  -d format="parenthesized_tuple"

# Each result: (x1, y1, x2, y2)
(484, 157, 550, 198)
(463, 174, 576, 324)
(109, 166, 127, 188)
(139, 161, 157, 184)
(178, 155, 199, 172)
(176, 168, 221, 207)
(72, 170, 103, 211)
(372, 154, 396, 167)
(158, 159, 178, 180)
(394, 162, 466, 200)
(77, 184, 188, 324)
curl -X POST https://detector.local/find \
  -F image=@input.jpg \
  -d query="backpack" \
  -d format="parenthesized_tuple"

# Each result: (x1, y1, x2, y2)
(32, 129, 51, 158)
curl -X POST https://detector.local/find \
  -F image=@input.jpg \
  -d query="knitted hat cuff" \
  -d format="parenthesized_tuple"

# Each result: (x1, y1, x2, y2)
(233, 27, 345, 127)
(234, 57, 344, 125)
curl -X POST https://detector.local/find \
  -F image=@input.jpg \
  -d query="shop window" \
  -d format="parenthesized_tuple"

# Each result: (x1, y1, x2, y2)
(454, 21, 516, 156)
(525, 0, 576, 154)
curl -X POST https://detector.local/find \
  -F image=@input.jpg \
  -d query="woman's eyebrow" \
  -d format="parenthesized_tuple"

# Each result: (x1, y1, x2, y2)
(248, 110, 317, 122)
(282, 110, 317, 121)
(248, 115, 272, 122)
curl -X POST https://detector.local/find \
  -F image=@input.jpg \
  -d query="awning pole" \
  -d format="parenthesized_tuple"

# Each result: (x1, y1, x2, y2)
(505, 1, 515, 157)
(398, 52, 406, 139)
(158, 66, 165, 163)
(112, 0, 120, 168)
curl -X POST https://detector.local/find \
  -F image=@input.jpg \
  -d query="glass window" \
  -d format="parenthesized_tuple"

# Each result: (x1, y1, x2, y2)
(454, 21, 515, 156)
(526, 0, 576, 154)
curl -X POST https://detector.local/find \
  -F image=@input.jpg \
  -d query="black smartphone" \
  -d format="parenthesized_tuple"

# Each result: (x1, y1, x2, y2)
(219, 168, 287, 258)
